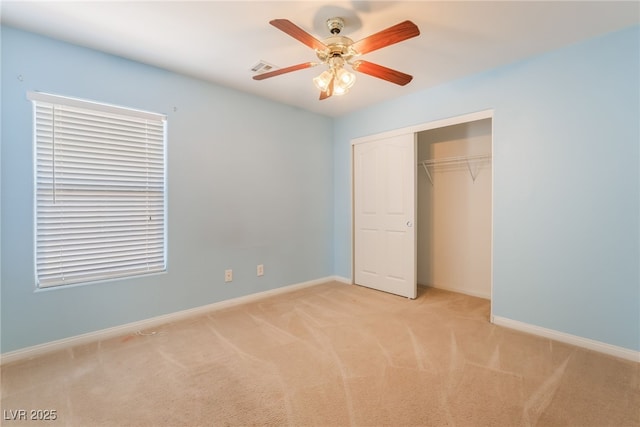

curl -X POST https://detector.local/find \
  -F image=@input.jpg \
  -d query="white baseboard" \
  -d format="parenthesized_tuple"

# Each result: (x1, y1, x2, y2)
(1, 276, 345, 365)
(492, 315, 640, 363)
(331, 275, 352, 285)
(12, 279, 633, 365)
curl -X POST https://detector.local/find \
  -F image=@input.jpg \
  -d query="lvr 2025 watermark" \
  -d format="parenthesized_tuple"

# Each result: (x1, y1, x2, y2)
(3, 409, 58, 421)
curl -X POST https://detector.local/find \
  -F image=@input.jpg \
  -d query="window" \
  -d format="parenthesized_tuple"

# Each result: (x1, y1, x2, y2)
(29, 92, 167, 288)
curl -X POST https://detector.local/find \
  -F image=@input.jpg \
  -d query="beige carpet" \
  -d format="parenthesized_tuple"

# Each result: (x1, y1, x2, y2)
(1, 281, 638, 426)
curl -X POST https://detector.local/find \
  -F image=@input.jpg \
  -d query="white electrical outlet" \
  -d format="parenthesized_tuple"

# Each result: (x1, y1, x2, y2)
(257, 264, 264, 277)
(224, 269, 233, 282)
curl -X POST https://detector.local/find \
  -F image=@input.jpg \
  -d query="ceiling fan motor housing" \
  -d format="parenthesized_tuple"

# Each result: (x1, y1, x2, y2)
(316, 35, 357, 63)
(317, 19, 358, 63)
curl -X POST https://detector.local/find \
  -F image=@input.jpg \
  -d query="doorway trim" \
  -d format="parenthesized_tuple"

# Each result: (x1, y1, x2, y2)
(351, 109, 495, 316)
(351, 109, 494, 145)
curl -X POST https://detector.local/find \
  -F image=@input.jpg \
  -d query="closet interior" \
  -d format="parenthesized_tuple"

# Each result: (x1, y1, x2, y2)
(416, 118, 492, 299)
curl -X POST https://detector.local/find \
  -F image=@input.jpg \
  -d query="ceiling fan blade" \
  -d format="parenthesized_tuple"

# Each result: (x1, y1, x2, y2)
(352, 60, 413, 86)
(270, 19, 328, 51)
(252, 62, 317, 80)
(352, 20, 419, 55)
(319, 75, 334, 100)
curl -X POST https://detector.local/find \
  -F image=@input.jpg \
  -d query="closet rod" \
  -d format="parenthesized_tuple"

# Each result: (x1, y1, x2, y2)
(419, 153, 491, 167)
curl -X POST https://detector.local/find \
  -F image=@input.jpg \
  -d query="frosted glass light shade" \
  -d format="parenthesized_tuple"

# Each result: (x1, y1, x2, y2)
(337, 68, 356, 89)
(313, 70, 333, 91)
(333, 68, 356, 96)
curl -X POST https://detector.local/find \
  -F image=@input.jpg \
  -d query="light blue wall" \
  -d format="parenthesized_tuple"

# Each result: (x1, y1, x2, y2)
(2, 24, 639, 355)
(0, 27, 334, 353)
(334, 25, 640, 351)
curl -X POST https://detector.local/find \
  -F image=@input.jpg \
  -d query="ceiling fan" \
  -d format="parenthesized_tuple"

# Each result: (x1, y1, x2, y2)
(253, 17, 420, 100)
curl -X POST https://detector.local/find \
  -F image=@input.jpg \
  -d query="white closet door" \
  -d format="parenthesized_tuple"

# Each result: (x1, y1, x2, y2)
(353, 133, 416, 299)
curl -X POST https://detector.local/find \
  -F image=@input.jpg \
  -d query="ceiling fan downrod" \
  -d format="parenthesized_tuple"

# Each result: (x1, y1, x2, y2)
(326, 17, 345, 35)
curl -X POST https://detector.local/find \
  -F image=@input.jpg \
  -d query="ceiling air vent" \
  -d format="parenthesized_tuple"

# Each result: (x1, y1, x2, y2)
(251, 60, 277, 74)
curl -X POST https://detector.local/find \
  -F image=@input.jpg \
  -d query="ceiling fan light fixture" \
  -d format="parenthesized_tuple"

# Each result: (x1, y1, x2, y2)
(332, 68, 356, 96)
(336, 68, 356, 89)
(314, 63, 355, 96)
(313, 69, 333, 91)
(332, 83, 349, 96)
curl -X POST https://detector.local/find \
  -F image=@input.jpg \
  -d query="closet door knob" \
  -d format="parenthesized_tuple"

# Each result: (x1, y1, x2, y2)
(406, 221, 413, 228)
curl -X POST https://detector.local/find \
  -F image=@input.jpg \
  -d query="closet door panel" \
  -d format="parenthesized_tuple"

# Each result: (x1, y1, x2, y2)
(353, 134, 416, 299)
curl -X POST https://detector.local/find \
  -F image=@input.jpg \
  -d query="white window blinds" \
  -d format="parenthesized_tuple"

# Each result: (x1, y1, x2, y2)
(29, 92, 167, 288)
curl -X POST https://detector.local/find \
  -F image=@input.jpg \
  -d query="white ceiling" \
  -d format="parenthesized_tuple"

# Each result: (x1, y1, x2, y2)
(2, 1, 638, 117)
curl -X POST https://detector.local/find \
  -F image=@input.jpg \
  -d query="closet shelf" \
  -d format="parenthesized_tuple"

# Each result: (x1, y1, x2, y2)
(419, 154, 491, 185)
